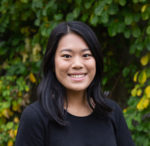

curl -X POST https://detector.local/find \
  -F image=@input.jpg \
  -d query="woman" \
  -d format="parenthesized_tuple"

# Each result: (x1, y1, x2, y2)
(15, 21, 135, 146)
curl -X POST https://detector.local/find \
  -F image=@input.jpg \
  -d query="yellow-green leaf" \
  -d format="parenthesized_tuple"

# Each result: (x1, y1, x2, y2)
(32, 43, 41, 55)
(140, 55, 149, 66)
(138, 71, 147, 84)
(131, 88, 137, 96)
(145, 86, 150, 98)
(123, 108, 127, 113)
(29, 73, 36, 83)
(137, 97, 149, 111)
(7, 140, 13, 146)
(137, 89, 142, 96)
(141, 5, 147, 13)
(133, 72, 139, 82)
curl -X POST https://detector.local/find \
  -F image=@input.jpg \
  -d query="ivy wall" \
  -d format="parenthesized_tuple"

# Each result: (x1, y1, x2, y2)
(0, 0, 150, 145)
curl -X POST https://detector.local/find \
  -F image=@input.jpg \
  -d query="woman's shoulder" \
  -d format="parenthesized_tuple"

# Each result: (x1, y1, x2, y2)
(22, 100, 41, 116)
(104, 97, 122, 112)
(20, 100, 49, 125)
(15, 100, 48, 145)
(104, 98, 124, 121)
(104, 98, 135, 146)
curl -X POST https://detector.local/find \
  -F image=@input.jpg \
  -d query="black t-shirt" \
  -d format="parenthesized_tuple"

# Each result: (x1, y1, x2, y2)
(15, 98, 135, 146)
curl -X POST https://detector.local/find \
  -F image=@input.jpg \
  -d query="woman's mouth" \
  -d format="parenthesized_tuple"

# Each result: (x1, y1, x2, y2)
(68, 73, 87, 81)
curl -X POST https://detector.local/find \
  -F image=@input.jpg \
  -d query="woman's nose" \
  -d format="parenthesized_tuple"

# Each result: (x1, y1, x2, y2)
(71, 57, 84, 69)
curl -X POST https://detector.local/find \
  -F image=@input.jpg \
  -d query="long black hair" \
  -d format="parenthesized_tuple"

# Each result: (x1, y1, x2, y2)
(37, 21, 112, 126)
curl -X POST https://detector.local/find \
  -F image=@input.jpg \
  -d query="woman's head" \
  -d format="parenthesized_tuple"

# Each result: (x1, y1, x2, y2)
(54, 32, 96, 94)
(38, 21, 111, 125)
(43, 21, 103, 91)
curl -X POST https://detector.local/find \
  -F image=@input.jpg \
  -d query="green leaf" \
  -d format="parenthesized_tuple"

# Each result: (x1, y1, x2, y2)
(76, 0, 82, 5)
(73, 8, 80, 18)
(125, 15, 133, 25)
(133, 14, 140, 22)
(108, 23, 117, 37)
(81, 14, 88, 21)
(20, 0, 28, 3)
(66, 13, 74, 21)
(6, 122, 14, 129)
(136, 43, 143, 51)
(146, 42, 150, 51)
(119, 0, 126, 6)
(94, 1, 105, 16)
(32, 0, 43, 8)
(108, 4, 118, 15)
(139, 0, 146, 2)
(54, 14, 63, 21)
(124, 29, 131, 38)
(132, 0, 138, 3)
(6, 62, 26, 75)
(84, 2, 93, 9)
(34, 19, 40, 26)
(100, 11, 109, 23)
(132, 27, 141, 38)
(138, 70, 147, 84)
(129, 44, 136, 54)
(137, 125, 143, 132)
(0, 101, 11, 109)
(106, 0, 113, 4)
(0, 45, 7, 55)
(90, 15, 98, 26)
(102, 77, 108, 86)
(67, 0, 72, 3)
(117, 22, 125, 33)
(123, 67, 130, 77)
(141, 12, 149, 20)
(146, 26, 150, 35)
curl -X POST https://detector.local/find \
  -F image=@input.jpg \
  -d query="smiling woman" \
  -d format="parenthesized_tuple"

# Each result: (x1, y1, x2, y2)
(55, 33, 96, 93)
(15, 21, 135, 146)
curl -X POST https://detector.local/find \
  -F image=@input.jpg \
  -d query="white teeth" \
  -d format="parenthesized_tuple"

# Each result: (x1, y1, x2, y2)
(70, 74, 85, 78)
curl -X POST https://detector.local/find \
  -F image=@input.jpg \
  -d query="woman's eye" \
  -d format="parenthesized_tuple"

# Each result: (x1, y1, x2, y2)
(83, 54, 92, 57)
(62, 54, 71, 58)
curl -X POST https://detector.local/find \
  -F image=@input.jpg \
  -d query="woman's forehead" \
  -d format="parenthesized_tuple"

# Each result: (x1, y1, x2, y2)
(56, 33, 89, 51)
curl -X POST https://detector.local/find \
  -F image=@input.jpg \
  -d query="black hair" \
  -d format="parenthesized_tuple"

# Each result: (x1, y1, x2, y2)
(37, 21, 112, 126)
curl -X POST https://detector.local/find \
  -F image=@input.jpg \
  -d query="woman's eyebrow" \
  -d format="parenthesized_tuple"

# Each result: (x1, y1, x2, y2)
(81, 48, 90, 52)
(60, 49, 72, 52)
(60, 48, 90, 52)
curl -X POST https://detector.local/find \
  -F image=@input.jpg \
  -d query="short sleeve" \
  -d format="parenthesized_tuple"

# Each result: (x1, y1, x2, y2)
(15, 104, 45, 146)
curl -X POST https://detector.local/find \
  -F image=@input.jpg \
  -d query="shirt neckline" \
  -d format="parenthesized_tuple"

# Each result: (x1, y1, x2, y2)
(65, 110, 95, 119)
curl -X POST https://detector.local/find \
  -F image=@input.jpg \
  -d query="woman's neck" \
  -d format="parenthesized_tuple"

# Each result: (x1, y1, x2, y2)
(67, 90, 86, 105)
(64, 90, 92, 116)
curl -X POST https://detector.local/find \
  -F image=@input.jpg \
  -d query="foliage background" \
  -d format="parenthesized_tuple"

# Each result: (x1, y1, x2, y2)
(0, 0, 150, 145)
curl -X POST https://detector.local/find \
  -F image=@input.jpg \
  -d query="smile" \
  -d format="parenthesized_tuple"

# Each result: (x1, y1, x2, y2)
(68, 73, 87, 80)
(69, 74, 85, 78)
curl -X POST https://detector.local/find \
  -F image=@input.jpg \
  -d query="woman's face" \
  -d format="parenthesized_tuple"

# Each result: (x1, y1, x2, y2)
(54, 33, 96, 93)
